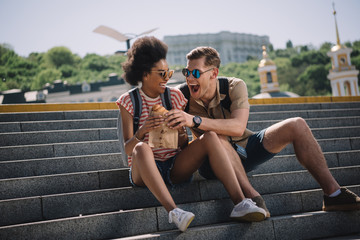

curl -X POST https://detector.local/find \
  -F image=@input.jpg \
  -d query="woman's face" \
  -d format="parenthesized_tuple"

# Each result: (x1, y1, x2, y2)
(142, 59, 171, 98)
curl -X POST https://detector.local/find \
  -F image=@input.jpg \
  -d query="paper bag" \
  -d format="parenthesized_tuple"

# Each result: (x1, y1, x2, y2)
(148, 105, 178, 149)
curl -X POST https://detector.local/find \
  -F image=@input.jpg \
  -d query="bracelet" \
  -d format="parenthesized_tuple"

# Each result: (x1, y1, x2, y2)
(134, 132, 143, 142)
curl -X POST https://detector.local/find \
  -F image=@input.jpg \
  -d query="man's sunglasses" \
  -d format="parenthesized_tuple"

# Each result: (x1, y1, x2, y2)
(151, 70, 174, 80)
(182, 68, 213, 79)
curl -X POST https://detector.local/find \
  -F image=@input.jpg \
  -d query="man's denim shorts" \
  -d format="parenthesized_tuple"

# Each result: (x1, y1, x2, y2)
(198, 128, 276, 179)
(129, 155, 192, 188)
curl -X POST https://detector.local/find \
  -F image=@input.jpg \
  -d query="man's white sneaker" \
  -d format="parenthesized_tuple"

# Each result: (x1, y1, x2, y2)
(230, 198, 266, 222)
(168, 208, 195, 232)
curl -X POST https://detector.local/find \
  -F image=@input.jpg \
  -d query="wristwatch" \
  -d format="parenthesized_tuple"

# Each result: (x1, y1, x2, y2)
(192, 116, 202, 128)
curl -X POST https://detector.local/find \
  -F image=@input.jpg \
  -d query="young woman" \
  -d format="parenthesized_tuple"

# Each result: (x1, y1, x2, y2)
(117, 36, 266, 232)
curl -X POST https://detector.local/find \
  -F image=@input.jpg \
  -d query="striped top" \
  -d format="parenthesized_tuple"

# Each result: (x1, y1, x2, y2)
(117, 87, 187, 167)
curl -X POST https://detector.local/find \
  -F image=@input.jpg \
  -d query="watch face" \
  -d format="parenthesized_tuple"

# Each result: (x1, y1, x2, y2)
(194, 116, 201, 124)
(193, 116, 202, 128)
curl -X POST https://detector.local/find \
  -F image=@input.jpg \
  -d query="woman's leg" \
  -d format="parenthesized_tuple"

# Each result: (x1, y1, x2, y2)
(131, 142, 176, 212)
(171, 131, 244, 205)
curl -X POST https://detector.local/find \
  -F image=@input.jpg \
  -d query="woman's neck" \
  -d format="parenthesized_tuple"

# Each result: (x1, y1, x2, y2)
(141, 86, 159, 98)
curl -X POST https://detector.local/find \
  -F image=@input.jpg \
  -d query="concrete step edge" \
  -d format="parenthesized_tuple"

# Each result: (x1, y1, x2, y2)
(2, 126, 360, 147)
(1, 200, 359, 240)
(0, 164, 359, 201)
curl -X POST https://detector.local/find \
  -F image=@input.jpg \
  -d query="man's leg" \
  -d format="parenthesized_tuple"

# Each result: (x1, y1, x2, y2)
(262, 117, 340, 195)
(218, 135, 271, 217)
(218, 135, 260, 198)
(263, 117, 360, 211)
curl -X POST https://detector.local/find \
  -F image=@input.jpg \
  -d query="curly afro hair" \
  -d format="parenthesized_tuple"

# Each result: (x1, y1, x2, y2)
(122, 36, 168, 86)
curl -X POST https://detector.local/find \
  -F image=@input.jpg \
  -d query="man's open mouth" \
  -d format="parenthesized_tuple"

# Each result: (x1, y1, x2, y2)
(189, 83, 200, 93)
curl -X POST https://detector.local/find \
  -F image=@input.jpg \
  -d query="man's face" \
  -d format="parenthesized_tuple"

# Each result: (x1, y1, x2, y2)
(185, 57, 216, 102)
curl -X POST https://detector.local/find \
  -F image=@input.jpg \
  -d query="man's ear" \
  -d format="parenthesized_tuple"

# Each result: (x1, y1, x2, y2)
(211, 68, 219, 79)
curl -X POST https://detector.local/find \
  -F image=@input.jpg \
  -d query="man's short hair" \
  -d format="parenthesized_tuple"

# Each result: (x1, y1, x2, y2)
(186, 46, 221, 68)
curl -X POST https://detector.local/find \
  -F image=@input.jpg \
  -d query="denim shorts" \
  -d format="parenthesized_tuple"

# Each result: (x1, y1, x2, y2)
(198, 128, 276, 179)
(129, 155, 192, 188)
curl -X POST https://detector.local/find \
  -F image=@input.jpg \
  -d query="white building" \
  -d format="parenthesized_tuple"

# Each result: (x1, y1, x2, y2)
(163, 31, 270, 66)
(327, 6, 359, 97)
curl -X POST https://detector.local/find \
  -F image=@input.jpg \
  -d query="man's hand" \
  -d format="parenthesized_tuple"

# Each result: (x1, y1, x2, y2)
(165, 109, 193, 130)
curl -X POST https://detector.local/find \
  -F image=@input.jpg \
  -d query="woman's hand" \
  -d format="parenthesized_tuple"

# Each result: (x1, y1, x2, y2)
(136, 115, 164, 139)
(165, 109, 193, 130)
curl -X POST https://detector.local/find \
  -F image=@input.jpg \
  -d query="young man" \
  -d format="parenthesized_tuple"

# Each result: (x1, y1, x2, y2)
(167, 46, 360, 217)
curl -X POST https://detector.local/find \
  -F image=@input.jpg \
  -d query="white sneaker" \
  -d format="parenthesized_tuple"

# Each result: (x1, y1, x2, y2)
(230, 198, 266, 222)
(168, 208, 195, 232)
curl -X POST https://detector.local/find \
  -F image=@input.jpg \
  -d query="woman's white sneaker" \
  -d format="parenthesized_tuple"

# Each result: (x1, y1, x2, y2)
(168, 208, 195, 232)
(230, 198, 266, 222)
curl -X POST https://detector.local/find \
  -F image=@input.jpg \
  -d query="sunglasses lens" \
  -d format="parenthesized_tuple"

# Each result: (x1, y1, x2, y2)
(182, 68, 189, 77)
(168, 70, 173, 79)
(193, 69, 200, 78)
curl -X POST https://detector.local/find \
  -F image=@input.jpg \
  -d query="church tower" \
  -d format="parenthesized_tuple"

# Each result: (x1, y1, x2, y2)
(258, 46, 280, 93)
(327, 4, 359, 96)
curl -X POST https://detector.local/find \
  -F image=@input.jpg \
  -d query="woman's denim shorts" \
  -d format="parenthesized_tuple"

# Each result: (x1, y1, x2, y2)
(129, 155, 192, 188)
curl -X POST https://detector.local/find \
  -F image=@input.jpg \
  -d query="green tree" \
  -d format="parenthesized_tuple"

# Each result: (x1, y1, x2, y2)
(295, 64, 330, 96)
(286, 40, 293, 49)
(45, 46, 75, 68)
(319, 42, 332, 53)
(32, 69, 61, 90)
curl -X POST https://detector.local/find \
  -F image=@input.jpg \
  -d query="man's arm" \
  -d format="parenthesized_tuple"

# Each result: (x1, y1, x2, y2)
(197, 108, 249, 137)
(166, 108, 249, 138)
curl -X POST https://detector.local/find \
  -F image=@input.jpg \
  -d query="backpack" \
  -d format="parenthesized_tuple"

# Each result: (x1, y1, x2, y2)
(117, 87, 172, 166)
(178, 77, 231, 113)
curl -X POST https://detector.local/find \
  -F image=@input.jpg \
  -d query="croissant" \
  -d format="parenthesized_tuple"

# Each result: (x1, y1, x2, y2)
(151, 104, 168, 116)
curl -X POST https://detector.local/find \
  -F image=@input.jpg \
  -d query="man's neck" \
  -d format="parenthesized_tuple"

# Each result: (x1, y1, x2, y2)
(200, 86, 217, 108)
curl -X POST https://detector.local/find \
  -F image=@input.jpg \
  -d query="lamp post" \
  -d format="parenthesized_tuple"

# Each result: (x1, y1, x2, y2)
(93, 25, 158, 53)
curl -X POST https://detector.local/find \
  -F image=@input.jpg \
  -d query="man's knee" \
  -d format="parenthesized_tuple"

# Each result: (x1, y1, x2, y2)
(287, 117, 310, 134)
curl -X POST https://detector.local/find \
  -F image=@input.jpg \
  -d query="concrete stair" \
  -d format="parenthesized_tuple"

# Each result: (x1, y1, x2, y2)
(0, 101, 359, 239)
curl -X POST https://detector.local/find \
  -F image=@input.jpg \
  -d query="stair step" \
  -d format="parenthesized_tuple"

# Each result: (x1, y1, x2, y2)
(1, 149, 359, 179)
(1, 115, 359, 134)
(1, 181, 358, 227)
(1, 136, 359, 161)
(1, 164, 358, 201)
(0, 110, 118, 122)
(249, 108, 360, 121)
(117, 211, 360, 240)
(248, 116, 360, 131)
(250, 101, 360, 112)
(0, 118, 116, 133)
(1, 198, 359, 240)
(0, 153, 123, 179)
(1, 126, 359, 147)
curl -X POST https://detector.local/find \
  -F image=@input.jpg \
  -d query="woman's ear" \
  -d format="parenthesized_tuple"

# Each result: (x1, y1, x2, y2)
(143, 72, 149, 82)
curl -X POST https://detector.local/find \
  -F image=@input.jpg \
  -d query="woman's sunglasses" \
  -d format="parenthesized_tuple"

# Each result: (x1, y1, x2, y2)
(151, 70, 174, 80)
(182, 68, 213, 79)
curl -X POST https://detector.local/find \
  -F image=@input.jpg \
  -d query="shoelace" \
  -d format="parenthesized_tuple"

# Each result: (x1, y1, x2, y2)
(169, 209, 182, 223)
(235, 198, 257, 211)
(344, 189, 358, 198)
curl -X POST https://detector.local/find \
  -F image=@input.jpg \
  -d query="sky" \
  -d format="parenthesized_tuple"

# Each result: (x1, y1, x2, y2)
(1, 0, 360, 58)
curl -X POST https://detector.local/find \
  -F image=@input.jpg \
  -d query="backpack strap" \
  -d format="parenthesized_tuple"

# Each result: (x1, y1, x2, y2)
(129, 88, 142, 134)
(129, 87, 172, 133)
(161, 87, 172, 110)
(218, 77, 231, 111)
(178, 82, 190, 112)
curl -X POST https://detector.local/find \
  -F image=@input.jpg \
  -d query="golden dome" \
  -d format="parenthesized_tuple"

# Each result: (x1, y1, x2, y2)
(258, 46, 275, 67)
(331, 44, 346, 52)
